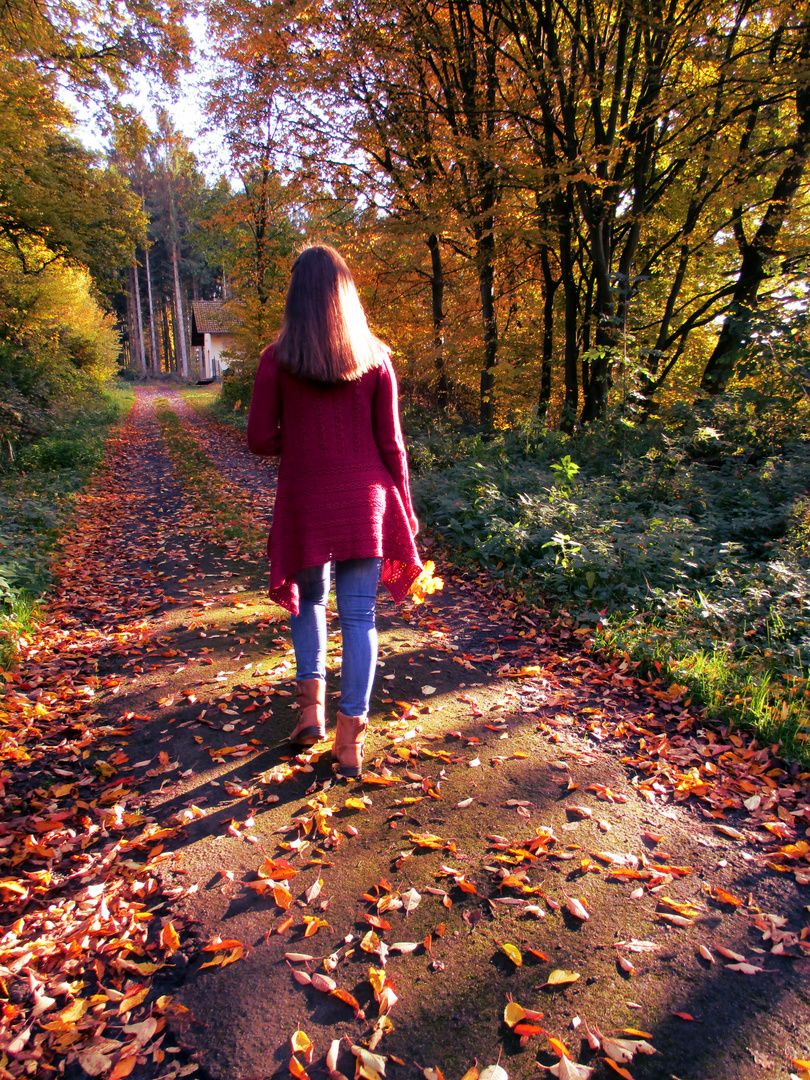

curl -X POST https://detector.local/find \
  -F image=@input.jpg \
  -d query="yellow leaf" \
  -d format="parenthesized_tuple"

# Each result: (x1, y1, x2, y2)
(221, 946, 245, 966)
(410, 562, 444, 605)
(345, 797, 369, 811)
(504, 1002, 526, 1027)
(291, 1030, 314, 1061)
(361, 930, 381, 953)
(118, 985, 149, 1014)
(498, 941, 522, 966)
(58, 999, 88, 1023)
(543, 969, 580, 987)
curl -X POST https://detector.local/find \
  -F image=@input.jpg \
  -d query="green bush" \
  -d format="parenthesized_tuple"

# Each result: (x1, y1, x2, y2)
(0, 385, 131, 667)
(411, 394, 810, 761)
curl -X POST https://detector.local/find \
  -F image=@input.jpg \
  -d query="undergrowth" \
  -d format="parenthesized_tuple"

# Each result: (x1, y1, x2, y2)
(409, 387, 810, 764)
(0, 383, 133, 670)
(181, 382, 249, 432)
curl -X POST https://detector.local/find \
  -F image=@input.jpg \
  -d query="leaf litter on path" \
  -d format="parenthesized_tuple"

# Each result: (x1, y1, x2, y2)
(2, 388, 809, 1080)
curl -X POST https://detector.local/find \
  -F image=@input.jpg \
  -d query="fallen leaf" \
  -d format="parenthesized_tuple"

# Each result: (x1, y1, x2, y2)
(402, 887, 422, 914)
(715, 945, 747, 963)
(479, 1066, 508, 1080)
(547, 1036, 572, 1059)
(494, 940, 522, 965)
(504, 1002, 526, 1027)
(543, 970, 580, 987)
(565, 895, 589, 921)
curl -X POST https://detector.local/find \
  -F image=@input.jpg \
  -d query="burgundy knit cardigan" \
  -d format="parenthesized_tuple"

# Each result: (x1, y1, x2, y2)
(247, 345, 423, 614)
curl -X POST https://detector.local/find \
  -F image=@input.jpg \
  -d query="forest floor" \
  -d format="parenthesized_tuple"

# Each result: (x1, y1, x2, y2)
(2, 387, 809, 1080)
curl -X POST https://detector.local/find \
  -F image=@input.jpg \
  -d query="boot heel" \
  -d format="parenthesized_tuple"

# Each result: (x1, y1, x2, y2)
(333, 712, 367, 777)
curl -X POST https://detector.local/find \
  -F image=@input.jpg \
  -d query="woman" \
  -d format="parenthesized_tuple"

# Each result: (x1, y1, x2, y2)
(247, 245, 422, 777)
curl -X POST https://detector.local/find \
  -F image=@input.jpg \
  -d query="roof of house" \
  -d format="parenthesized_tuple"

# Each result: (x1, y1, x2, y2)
(191, 300, 233, 336)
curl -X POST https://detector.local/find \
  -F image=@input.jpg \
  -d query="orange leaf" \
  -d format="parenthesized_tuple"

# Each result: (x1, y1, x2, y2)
(202, 938, 246, 951)
(364, 914, 392, 930)
(604, 1062, 633, 1080)
(109, 1058, 137, 1080)
(711, 886, 742, 906)
(290, 1056, 311, 1080)
(331, 988, 364, 1018)
(524, 948, 549, 962)
(259, 857, 299, 880)
(547, 1036, 572, 1059)
(274, 886, 293, 911)
(160, 921, 181, 955)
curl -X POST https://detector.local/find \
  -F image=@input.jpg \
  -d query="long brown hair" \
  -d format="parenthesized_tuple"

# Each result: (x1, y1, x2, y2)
(273, 245, 388, 382)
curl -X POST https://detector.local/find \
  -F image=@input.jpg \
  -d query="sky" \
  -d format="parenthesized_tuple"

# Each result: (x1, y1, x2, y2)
(69, 14, 232, 181)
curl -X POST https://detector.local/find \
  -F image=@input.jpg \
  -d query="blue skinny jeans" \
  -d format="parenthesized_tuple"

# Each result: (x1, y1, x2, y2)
(291, 558, 381, 718)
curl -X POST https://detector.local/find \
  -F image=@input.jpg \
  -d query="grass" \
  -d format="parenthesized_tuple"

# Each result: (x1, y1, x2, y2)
(154, 398, 261, 545)
(0, 382, 134, 670)
(180, 381, 249, 432)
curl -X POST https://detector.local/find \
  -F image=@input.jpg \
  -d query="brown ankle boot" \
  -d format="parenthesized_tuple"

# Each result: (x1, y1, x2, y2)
(290, 679, 326, 746)
(332, 712, 368, 777)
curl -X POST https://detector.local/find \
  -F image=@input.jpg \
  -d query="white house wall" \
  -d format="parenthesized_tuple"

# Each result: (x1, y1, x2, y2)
(203, 334, 238, 377)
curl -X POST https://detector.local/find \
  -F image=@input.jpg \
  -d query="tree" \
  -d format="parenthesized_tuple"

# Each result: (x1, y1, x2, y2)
(0, 61, 143, 283)
(700, 17, 810, 394)
(0, 0, 193, 104)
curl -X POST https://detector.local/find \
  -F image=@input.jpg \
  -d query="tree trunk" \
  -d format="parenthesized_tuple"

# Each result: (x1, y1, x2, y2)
(580, 217, 617, 423)
(162, 300, 175, 372)
(557, 189, 579, 432)
(132, 260, 147, 374)
(172, 240, 189, 379)
(477, 226, 498, 427)
(539, 245, 558, 421)
(125, 278, 136, 371)
(144, 241, 159, 373)
(426, 232, 449, 411)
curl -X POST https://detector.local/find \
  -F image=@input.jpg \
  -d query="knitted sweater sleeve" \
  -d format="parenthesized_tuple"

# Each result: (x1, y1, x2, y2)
(372, 356, 415, 524)
(247, 347, 282, 457)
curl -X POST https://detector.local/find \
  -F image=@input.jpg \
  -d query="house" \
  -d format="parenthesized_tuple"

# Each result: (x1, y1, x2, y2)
(190, 301, 238, 379)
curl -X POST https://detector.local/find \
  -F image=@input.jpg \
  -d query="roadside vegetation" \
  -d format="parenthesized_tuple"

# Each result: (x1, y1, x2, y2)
(0, 381, 134, 668)
(181, 380, 247, 429)
(408, 370, 810, 765)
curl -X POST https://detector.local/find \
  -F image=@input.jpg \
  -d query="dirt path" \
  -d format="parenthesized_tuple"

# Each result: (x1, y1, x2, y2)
(2, 387, 809, 1080)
